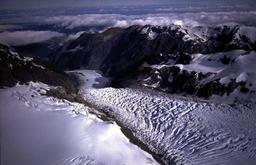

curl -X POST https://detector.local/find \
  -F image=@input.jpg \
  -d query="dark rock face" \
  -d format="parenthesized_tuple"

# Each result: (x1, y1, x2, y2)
(52, 27, 124, 71)
(139, 65, 248, 99)
(139, 65, 206, 94)
(175, 54, 193, 65)
(0, 44, 77, 93)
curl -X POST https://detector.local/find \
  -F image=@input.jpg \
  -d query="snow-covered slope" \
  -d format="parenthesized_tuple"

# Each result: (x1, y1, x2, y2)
(0, 82, 159, 165)
(71, 70, 256, 165)
(141, 50, 256, 102)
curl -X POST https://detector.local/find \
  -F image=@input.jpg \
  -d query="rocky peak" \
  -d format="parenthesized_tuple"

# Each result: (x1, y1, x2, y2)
(53, 24, 256, 78)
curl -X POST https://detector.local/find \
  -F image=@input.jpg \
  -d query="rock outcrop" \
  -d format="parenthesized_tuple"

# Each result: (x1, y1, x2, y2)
(0, 44, 77, 93)
(52, 24, 256, 99)
(53, 25, 256, 77)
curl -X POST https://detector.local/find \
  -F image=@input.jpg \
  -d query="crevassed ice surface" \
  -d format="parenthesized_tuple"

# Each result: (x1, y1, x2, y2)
(83, 88, 256, 165)
(77, 71, 256, 165)
(0, 83, 159, 165)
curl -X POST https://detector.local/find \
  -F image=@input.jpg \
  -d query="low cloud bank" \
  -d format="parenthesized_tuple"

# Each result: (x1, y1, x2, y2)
(45, 11, 256, 30)
(0, 31, 64, 46)
(1, 9, 256, 46)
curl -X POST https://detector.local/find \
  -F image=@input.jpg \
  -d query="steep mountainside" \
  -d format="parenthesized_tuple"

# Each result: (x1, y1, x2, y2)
(138, 50, 256, 102)
(53, 24, 256, 100)
(0, 44, 76, 92)
(53, 25, 255, 75)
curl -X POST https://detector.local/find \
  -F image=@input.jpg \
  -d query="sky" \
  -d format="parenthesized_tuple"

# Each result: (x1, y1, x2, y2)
(1, 0, 166, 9)
(1, 0, 255, 10)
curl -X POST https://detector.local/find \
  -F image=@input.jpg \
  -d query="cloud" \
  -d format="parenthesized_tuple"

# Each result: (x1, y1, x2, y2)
(0, 25, 23, 32)
(66, 31, 86, 41)
(45, 14, 127, 29)
(0, 31, 64, 46)
(44, 11, 256, 30)
(45, 14, 199, 29)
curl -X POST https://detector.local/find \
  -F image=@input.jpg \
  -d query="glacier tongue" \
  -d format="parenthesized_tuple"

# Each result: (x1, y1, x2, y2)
(81, 85, 256, 165)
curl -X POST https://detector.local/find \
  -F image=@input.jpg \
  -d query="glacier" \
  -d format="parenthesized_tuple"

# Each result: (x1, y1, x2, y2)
(0, 82, 159, 165)
(75, 70, 256, 165)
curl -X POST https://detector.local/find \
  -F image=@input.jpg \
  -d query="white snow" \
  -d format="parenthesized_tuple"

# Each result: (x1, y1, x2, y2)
(219, 76, 231, 85)
(204, 51, 256, 88)
(23, 56, 34, 62)
(141, 27, 158, 40)
(67, 70, 110, 89)
(32, 62, 46, 69)
(0, 82, 159, 165)
(177, 50, 244, 74)
(150, 50, 256, 102)
(236, 72, 248, 83)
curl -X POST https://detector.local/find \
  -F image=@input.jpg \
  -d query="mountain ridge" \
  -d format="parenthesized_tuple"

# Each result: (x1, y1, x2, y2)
(50, 24, 256, 101)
